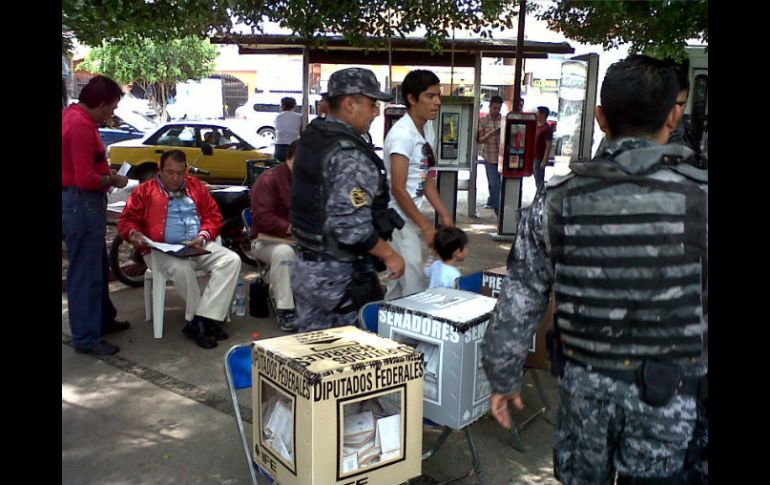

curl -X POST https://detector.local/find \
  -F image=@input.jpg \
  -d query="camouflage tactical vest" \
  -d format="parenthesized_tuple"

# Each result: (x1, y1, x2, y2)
(291, 117, 389, 261)
(544, 143, 708, 373)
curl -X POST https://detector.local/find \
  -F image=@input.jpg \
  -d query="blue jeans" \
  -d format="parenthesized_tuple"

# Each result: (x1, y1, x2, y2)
(62, 188, 117, 347)
(483, 159, 501, 213)
(534, 166, 545, 191)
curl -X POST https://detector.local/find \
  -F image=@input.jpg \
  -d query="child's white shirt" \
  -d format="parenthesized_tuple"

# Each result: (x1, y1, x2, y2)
(425, 260, 462, 289)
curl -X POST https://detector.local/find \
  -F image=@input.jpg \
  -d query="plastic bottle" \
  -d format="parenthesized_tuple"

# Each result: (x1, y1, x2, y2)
(233, 281, 246, 317)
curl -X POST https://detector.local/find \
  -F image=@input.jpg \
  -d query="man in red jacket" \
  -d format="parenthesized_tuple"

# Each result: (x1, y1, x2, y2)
(119, 150, 241, 349)
(250, 141, 297, 332)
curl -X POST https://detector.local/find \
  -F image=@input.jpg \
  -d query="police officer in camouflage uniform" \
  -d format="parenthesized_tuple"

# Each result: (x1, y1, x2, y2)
(290, 68, 406, 332)
(481, 55, 708, 484)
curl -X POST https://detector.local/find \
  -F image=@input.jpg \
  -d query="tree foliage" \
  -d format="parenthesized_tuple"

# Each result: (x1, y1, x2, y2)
(63, 1, 707, 61)
(534, 0, 708, 61)
(80, 37, 217, 120)
(63, 0, 526, 54)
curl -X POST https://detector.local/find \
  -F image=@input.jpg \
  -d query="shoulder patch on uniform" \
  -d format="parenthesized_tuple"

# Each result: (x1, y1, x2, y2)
(350, 187, 369, 207)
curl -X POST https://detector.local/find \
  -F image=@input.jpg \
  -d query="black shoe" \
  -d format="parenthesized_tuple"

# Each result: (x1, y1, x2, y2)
(101, 320, 130, 335)
(277, 309, 297, 332)
(182, 318, 218, 349)
(202, 318, 229, 341)
(75, 340, 120, 355)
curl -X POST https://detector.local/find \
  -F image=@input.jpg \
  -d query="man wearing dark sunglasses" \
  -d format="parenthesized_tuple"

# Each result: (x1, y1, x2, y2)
(290, 67, 406, 332)
(383, 69, 454, 299)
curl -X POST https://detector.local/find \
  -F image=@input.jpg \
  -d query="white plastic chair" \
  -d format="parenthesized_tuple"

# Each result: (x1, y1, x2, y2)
(143, 250, 217, 339)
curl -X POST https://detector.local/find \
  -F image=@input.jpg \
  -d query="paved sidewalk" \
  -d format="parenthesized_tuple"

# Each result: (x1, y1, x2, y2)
(62, 175, 562, 485)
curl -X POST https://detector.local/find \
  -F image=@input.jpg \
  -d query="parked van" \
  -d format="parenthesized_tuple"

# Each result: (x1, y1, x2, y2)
(234, 92, 322, 141)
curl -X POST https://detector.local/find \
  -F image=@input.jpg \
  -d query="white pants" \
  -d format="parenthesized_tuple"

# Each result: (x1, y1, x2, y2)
(385, 219, 427, 299)
(250, 239, 296, 310)
(144, 241, 241, 322)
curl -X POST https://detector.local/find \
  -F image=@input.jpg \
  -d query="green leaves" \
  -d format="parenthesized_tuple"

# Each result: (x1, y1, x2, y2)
(64, 0, 523, 54)
(63, 0, 706, 59)
(80, 36, 217, 119)
(533, 0, 707, 60)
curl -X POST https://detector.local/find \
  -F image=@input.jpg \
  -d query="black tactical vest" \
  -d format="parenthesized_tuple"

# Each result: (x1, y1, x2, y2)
(290, 117, 390, 261)
(544, 144, 708, 373)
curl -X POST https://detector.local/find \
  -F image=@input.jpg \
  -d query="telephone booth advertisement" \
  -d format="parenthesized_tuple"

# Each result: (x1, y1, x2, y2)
(501, 112, 537, 178)
(383, 105, 407, 139)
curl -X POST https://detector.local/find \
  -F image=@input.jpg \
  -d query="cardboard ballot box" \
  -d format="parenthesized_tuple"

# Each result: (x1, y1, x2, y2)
(377, 288, 497, 430)
(252, 326, 424, 485)
(479, 266, 554, 371)
(480, 266, 507, 298)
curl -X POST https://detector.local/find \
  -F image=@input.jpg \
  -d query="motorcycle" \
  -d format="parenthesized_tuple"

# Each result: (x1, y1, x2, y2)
(108, 145, 258, 287)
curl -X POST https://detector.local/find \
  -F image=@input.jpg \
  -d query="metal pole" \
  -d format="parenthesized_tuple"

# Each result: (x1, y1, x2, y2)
(468, 50, 481, 218)
(302, 45, 310, 128)
(450, 29, 455, 95)
(513, 0, 527, 109)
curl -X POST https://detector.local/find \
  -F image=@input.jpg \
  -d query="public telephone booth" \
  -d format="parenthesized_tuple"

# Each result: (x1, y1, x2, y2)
(493, 53, 599, 239)
(383, 105, 407, 139)
(432, 96, 475, 226)
(497, 112, 537, 235)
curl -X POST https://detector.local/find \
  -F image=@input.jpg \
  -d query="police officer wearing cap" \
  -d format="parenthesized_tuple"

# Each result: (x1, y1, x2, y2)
(481, 55, 708, 483)
(290, 67, 406, 332)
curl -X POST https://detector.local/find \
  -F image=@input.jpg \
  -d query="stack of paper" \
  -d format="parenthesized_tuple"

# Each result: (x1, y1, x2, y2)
(263, 397, 294, 463)
(344, 411, 376, 446)
(415, 341, 439, 401)
(341, 407, 403, 472)
(376, 414, 401, 462)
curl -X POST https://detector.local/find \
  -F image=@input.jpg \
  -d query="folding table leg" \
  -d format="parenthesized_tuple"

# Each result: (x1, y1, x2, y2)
(463, 426, 488, 485)
(422, 426, 453, 460)
(530, 369, 556, 425)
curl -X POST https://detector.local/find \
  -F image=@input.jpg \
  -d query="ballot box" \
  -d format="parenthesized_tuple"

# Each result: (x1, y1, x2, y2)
(480, 266, 507, 298)
(252, 326, 424, 485)
(478, 265, 554, 370)
(377, 288, 497, 429)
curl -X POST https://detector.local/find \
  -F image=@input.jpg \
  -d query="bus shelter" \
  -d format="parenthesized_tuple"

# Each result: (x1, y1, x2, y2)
(212, 34, 575, 218)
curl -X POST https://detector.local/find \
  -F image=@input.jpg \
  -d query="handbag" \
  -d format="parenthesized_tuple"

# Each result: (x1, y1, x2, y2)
(249, 278, 271, 318)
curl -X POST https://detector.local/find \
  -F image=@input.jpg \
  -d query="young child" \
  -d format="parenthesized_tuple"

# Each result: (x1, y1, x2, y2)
(425, 227, 468, 289)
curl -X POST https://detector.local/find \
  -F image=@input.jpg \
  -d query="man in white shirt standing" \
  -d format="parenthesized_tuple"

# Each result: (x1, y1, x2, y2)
(383, 70, 454, 299)
(274, 97, 302, 162)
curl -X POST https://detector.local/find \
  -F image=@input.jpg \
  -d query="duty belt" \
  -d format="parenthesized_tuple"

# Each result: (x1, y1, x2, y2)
(298, 250, 332, 262)
(299, 249, 368, 266)
(565, 357, 702, 397)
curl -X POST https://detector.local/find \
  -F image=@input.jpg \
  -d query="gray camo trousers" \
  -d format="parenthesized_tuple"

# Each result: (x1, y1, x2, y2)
(291, 258, 359, 332)
(554, 366, 697, 484)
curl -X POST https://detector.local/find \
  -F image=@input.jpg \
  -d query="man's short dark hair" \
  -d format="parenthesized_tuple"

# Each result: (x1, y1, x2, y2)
(401, 70, 440, 108)
(327, 95, 345, 111)
(160, 149, 187, 169)
(434, 227, 468, 261)
(286, 139, 299, 161)
(537, 106, 550, 117)
(78, 75, 123, 109)
(669, 58, 690, 93)
(489, 95, 504, 106)
(600, 54, 679, 138)
(281, 97, 297, 111)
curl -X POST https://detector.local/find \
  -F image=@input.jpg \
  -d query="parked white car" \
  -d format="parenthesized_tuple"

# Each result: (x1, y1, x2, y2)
(234, 92, 322, 140)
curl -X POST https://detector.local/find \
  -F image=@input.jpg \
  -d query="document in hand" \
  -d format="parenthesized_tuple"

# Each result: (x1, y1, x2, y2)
(142, 236, 211, 258)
